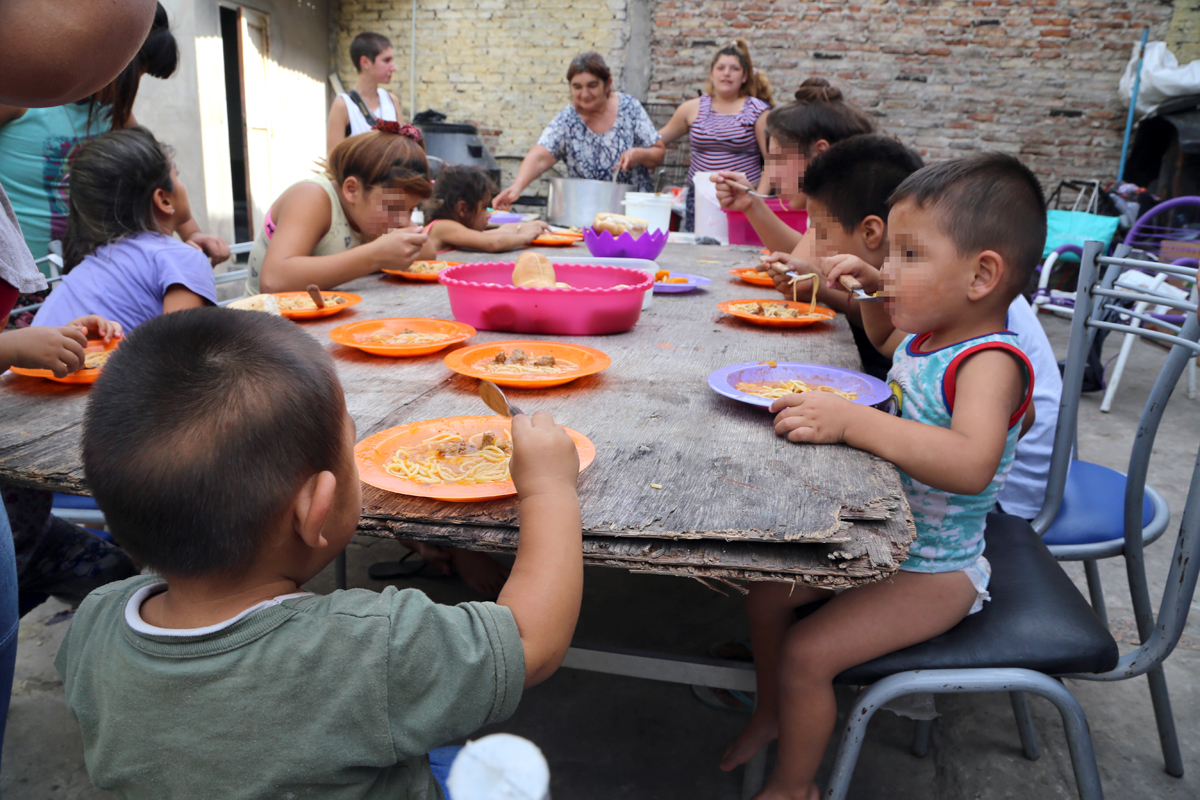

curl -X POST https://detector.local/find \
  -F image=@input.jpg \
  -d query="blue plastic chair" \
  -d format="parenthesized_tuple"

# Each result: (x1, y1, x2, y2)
(804, 241, 1200, 799)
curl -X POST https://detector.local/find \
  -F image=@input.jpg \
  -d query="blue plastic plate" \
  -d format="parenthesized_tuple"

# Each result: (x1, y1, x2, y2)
(707, 361, 891, 409)
(653, 273, 713, 293)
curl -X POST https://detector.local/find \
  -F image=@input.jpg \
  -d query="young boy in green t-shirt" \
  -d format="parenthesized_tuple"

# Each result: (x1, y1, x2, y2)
(55, 307, 583, 799)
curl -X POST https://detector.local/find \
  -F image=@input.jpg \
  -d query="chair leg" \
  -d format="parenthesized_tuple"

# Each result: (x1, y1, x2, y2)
(1081, 560, 1108, 628)
(335, 551, 347, 590)
(740, 746, 767, 799)
(825, 670, 1102, 800)
(1009, 691, 1041, 761)
(1145, 665, 1184, 777)
(910, 718, 932, 758)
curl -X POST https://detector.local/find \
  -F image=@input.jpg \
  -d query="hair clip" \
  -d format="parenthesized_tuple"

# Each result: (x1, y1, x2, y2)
(373, 120, 424, 144)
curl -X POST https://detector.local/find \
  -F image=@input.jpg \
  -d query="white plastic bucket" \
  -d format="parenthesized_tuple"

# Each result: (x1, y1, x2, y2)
(691, 171, 729, 244)
(622, 192, 673, 234)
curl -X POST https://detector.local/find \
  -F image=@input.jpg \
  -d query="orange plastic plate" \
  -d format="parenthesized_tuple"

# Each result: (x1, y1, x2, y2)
(356, 415, 595, 501)
(329, 318, 476, 357)
(717, 299, 837, 329)
(443, 341, 612, 388)
(381, 261, 463, 281)
(8, 338, 120, 385)
(728, 268, 776, 287)
(273, 291, 362, 319)
(530, 234, 578, 247)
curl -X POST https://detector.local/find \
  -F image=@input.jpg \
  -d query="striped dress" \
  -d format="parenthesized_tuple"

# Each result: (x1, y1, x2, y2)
(685, 94, 770, 231)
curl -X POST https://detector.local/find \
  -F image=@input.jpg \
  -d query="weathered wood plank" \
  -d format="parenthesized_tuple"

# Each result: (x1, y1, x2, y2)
(0, 243, 915, 585)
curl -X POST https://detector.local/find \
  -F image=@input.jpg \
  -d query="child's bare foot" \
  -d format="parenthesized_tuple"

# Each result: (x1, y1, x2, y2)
(720, 711, 779, 771)
(449, 548, 510, 598)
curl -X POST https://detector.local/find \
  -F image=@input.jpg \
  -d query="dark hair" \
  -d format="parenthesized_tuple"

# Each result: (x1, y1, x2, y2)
(703, 39, 773, 106)
(423, 165, 496, 224)
(63, 126, 174, 271)
(567, 51, 611, 85)
(803, 135, 924, 232)
(889, 153, 1048, 296)
(765, 77, 875, 155)
(86, 3, 177, 130)
(324, 130, 432, 198)
(82, 308, 348, 578)
(351, 32, 393, 72)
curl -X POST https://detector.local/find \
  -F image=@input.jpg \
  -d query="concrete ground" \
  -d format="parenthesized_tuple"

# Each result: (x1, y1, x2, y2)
(4, 312, 1198, 799)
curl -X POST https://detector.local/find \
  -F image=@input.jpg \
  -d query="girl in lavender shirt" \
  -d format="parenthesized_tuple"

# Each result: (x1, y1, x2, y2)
(34, 127, 218, 331)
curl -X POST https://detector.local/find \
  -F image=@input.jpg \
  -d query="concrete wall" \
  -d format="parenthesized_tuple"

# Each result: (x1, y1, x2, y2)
(335, 0, 642, 172)
(649, 0, 1175, 187)
(134, 0, 334, 245)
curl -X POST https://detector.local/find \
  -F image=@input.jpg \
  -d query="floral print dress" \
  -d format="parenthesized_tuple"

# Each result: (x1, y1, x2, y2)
(537, 93, 660, 192)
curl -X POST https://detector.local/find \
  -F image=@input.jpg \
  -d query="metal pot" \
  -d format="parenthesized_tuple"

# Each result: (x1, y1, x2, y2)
(547, 177, 631, 229)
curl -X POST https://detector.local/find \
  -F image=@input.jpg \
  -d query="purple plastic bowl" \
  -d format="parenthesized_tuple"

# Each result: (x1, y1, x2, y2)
(438, 261, 654, 335)
(584, 228, 669, 261)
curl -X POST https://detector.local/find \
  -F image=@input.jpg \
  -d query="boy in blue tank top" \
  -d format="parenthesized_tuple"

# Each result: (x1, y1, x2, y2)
(721, 154, 1044, 800)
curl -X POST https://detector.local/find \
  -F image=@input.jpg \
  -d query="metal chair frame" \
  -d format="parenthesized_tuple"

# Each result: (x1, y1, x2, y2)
(819, 240, 1200, 798)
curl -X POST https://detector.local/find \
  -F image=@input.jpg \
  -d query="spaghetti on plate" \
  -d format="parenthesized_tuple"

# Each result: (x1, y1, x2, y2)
(359, 328, 452, 345)
(472, 348, 578, 376)
(385, 430, 513, 485)
(276, 294, 347, 311)
(735, 379, 858, 401)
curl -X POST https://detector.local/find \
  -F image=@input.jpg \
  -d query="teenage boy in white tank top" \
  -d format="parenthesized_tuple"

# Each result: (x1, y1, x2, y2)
(327, 32, 402, 155)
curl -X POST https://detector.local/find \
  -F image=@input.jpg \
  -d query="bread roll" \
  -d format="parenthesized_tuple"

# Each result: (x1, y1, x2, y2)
(592, 212, 648, 238)
(512, 252, 557, 288)
(227, 294, 281, 315)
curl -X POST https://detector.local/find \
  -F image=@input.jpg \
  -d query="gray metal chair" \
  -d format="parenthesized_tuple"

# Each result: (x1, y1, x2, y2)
(816, 240, 1200, 799)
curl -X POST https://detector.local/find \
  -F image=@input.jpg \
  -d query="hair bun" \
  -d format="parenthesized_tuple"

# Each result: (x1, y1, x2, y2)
(794, 77, 842, 104)
(373, 120, 424, 145)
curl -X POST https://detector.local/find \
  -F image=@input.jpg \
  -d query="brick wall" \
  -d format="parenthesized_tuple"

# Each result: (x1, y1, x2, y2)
(649, 1, 1176, 189)
(336, 0, 633, 188)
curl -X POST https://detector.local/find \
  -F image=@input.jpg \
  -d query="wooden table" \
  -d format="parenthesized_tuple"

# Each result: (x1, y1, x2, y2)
(0, 242, 913, 589)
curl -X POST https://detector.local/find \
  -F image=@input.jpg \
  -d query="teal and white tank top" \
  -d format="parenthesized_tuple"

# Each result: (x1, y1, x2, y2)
(887, 331, 1034, 573)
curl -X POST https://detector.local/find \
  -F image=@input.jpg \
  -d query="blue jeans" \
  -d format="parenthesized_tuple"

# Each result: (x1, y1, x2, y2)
(428, 746, 462, 799)
(1, 503, 20, 771)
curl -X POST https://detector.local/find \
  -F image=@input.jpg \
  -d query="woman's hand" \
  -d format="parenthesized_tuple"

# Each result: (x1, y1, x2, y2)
(66, 315, 123, 343)
(184, 231, 232, 266)
(616, 148, 643, 172)
(493, 186, 521, 210)
(712, 170, 757, 213)
(0, 325, 87, 376)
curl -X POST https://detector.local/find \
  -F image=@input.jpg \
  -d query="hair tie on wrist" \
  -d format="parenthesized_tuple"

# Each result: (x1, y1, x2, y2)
(373, 120, 424, 144)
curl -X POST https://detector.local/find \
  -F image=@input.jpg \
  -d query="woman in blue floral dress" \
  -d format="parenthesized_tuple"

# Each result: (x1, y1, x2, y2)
(493, 52, 664, 207)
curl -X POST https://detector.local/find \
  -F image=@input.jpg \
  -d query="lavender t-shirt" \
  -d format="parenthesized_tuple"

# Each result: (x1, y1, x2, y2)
(33, 232, 217, 331)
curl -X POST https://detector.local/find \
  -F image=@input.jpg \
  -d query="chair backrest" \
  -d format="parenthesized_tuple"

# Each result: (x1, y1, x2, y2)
(1034, 239, 1200, 679)
(1123, 196, 1200, 267)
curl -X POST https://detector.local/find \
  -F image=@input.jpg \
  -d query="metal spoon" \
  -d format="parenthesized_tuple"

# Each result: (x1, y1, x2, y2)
(782, 271, 885, 302)
(479, 380, 524, 418)
(726, 179, 772, 199)
(654, 168, 667, 195)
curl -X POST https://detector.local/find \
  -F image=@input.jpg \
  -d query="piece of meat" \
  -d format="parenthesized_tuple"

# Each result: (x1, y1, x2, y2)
(480, 432, 496, 449)
(497, 439, 513, 454)
(437, 441, 468, 457)
(493, 352, 507, 364)
(534, 354, 556, 367)
(510, 348, 527, 363)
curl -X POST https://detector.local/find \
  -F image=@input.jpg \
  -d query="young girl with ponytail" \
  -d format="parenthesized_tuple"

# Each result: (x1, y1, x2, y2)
(246, 121, 431, 294)
(658, 39, 774, 231)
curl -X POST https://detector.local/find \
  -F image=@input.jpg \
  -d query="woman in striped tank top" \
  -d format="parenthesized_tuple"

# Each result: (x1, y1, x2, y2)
(659, 40, 773, 231)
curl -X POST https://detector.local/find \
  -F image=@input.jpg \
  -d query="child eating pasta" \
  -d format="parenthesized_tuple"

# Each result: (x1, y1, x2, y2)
(421, 165, 550, 254)
(721, 154, 1044, 800)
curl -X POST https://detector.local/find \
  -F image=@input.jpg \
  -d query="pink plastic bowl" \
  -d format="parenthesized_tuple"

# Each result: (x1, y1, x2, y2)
(438, 262, 654, 335)
(584, 228, 669, 261)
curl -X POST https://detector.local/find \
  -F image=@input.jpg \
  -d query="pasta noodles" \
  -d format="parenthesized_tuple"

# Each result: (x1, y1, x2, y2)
(736, 379, 858, 401)
(472, 348, 578, 376)
(359, 329, 451, 346)
(385, 430, 513, 485)
(83, 351, 111, 369)
(405, 261, 454, 274)
(276, 293, 347, 311)
(728, 301, 825, 321)
(789, 272, 819, 312)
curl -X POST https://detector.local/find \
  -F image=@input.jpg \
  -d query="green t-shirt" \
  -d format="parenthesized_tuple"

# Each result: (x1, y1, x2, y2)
(55, 575, 525, 799)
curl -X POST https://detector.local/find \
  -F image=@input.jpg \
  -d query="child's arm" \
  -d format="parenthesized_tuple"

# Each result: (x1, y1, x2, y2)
(326, 97, 350, 157)
(162, 285, 210, 314)
(0, 326, 86, 376)
(258, 184, 427, 292)
(496, 411, 582, 688)
(773, 350, 1026, 496)
(757, 251, 859, 322)
(712, 173, 805, 253)
(431, 220, 550, 254)
(823, 254, 906, 359)
(65, 315, 122, 343)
